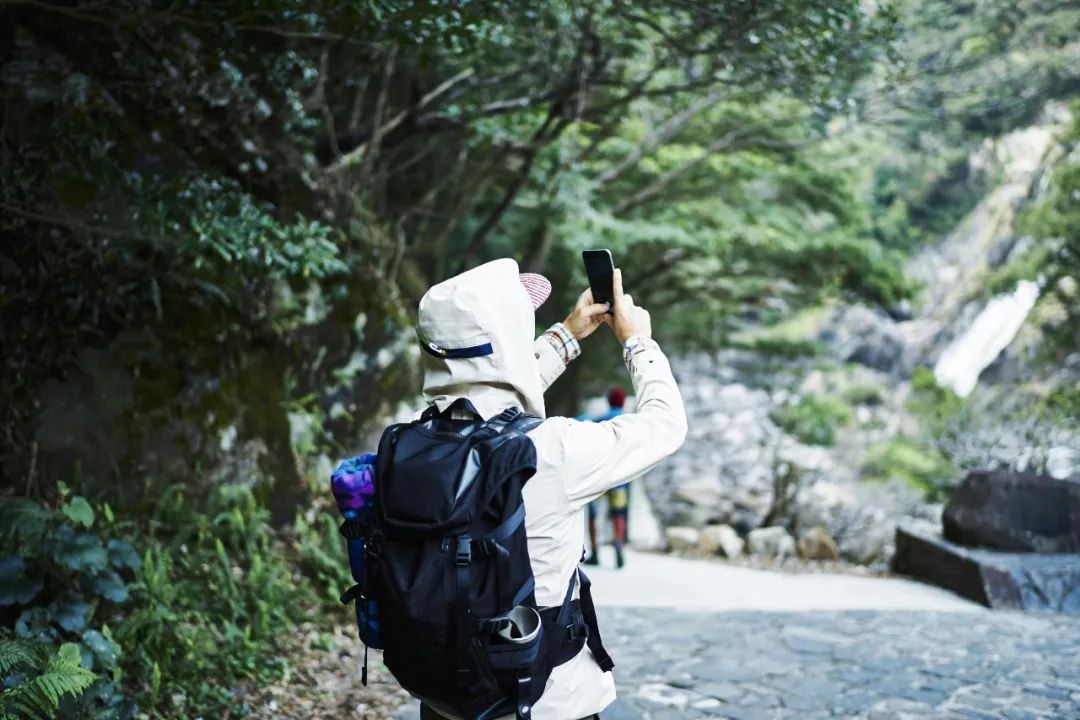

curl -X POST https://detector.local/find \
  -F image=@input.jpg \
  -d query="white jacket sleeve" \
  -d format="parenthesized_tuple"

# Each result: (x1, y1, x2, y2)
(533, 323, 581, 393)
(534, 336, 567, 392)
(554, 341, 687, 510)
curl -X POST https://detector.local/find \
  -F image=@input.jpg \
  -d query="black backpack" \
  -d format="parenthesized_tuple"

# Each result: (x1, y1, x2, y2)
(341, 400, 612, 720)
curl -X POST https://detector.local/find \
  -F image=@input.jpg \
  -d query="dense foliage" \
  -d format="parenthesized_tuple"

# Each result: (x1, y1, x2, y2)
(1018, 103, 1080, 355)
(769, 394, 851, 447)
(0, 488, 345, 718)
(863, 0, 1080, 251)
(2, 0, 1078, 715)
(1, 0, 907, 506)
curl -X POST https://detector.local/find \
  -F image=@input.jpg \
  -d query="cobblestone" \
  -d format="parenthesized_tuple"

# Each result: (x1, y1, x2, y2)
(597, 607, 1080, 719)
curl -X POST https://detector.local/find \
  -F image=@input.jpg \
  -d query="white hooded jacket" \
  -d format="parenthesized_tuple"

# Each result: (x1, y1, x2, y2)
(416, 259, 687, 720)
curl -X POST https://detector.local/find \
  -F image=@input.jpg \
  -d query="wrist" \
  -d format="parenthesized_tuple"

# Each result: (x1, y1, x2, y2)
(616, 330, 650, 344)
(562, 315, 582, 340)
(543, 323, 581, 365)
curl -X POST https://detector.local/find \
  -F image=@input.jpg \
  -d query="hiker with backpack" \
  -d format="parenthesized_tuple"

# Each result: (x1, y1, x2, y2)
(336, 258, 686, 720)
(582, 387, 632, 569)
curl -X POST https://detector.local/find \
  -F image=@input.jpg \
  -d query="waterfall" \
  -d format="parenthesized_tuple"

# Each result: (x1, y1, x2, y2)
(933, 280, 1041, 397)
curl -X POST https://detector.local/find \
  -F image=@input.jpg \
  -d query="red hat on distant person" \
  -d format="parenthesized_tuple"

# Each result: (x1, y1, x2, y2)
(607, 387, 627, 408)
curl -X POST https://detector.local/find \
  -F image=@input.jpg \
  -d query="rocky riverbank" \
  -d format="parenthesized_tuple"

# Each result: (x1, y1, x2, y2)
(642, 105, 1079, 572)
(646, 350, 940, 570)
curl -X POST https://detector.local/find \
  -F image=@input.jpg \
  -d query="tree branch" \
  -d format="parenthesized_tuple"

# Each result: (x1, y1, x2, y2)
(327, 66, 474, 174)
(593, 88, 724, 188)
(612, 130, 807, 214)
(454, 14, 603, 269)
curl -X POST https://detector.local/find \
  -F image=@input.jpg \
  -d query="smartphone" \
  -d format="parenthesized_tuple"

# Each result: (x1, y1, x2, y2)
(582, 249, 615, 312)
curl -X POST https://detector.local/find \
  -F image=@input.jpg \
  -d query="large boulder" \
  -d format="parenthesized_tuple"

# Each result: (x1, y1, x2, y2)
(819, 305, 915, 375)
(674, 477, 727, 509)
(943, 469, 1080, 553)
(893, 523, 1080, 614)
(746, 526, 796, 560)
(1047, 446, 1080, 481)
(665, 526, 701, 553)
(700, 524, 744, 558)
(797, 527, 839, 561)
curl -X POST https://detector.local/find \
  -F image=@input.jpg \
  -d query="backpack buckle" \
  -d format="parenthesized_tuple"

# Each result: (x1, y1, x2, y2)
(339, 520, 366, 540)
(565, 615, 587, 643)
(340, 584, 363, 605)
(455, 536, 472, 566)
(366, 529, 384, 560)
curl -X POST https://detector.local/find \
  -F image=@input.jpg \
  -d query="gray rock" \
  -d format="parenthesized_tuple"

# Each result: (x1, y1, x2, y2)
(673, 478, 724, 508)
(700, 524, 744, 558)
(746, 526, 796, 560)
(665, 526, 701, 553)
(943, 469, 1080, 553)
(819, 304, 915, 375)
(791, 480, 922, 566)
(642, 352, 939, 567)
(893, 523, 1080, 613)
(1047, 446, 1080, 480)
(797, 527, 839, 561)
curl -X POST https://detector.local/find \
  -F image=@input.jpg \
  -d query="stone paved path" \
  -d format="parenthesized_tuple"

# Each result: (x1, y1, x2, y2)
(391, 551, 1080, 719)
(598, 606, 1080, 719)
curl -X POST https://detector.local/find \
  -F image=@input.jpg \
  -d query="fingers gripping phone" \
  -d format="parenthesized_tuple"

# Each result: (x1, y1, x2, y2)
(582, 249, 615, 313)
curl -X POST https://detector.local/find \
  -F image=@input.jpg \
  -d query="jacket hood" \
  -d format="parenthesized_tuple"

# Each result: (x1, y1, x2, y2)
(417, 258, 545, 419)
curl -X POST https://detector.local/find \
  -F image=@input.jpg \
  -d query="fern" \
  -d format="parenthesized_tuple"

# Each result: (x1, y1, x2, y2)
(37, 644, 95, 704)
(0, 637, 45, 675)
(0, 643, 95, 720)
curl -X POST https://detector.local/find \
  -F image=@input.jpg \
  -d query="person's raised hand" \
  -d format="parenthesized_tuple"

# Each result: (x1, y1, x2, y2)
(606, 268, 652, 344)
(563, 288, 611, 340)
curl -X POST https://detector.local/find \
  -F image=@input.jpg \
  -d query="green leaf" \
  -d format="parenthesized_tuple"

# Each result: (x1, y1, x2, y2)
(90, 569, 129, 603)
(25, 642, 97, 706)
(51, 525, 107, 574)
(0, 556, 44, 606)
(150, 661, 161, 706)
(62, 497, 95, 528)
(81, 629, 116, 667)
(106, 539, 142, 571)
(77, 641, 95, 670)
(56, 642, 82, 666)
(15, 607, 56, 641)
(49, 594, 90, 633)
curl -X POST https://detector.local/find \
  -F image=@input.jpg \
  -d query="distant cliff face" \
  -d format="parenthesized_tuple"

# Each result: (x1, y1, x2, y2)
(649, 105, 1079, 566)
(903, 105, 1073, 381)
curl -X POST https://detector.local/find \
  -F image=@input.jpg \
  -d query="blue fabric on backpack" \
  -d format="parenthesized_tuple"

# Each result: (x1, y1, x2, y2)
(331, 454, 383, 649)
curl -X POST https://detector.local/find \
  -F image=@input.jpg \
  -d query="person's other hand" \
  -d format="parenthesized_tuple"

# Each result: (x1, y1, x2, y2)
(606, 268, 652, 344)
(563, 288, 611, 340)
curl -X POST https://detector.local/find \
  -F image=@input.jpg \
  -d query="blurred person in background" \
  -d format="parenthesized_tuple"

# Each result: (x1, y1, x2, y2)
(583, 387, 632, 569)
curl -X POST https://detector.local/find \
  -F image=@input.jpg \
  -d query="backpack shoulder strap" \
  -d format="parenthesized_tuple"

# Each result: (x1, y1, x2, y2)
(483, 406, 523, 432)
(485, 408, 542, 435)
(539, 568, 613, 674)
(511, 414, 542, 434)
(576, 569, 614, 672)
